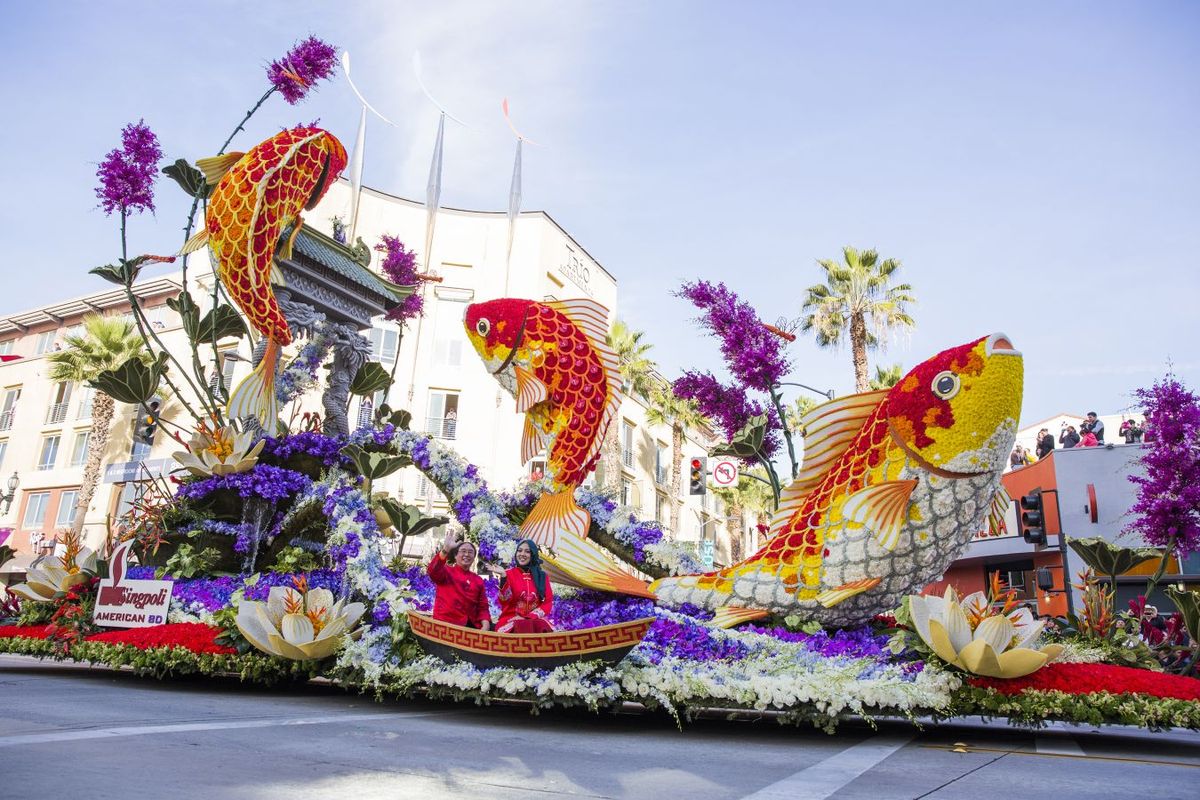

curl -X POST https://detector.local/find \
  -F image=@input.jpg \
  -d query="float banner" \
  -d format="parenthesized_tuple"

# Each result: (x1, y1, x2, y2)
(92, 540, 173, 628)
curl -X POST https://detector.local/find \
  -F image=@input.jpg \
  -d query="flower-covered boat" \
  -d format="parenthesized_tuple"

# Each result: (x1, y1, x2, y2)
(407, 611, 654, 669)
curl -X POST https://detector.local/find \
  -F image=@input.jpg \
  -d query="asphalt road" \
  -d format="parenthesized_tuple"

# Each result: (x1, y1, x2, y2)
(2, 654, 1198, 800)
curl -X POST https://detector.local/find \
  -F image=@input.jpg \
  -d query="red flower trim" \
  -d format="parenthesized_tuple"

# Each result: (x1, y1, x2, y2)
(0, 624, 55, 640)
(968, 662, 1200, 701)
(85, 623, 236, 655)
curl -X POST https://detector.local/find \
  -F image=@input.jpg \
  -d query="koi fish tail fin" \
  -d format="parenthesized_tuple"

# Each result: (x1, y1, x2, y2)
(227, 338, 281, 430)
(540, 534, 656, 599)
(520, 489, 590, 548)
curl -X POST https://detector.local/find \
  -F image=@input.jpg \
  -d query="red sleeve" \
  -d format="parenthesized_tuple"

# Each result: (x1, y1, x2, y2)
(536, 578, 553, 619)
(474, 577, 492, 627)
(427, 552, 450, 585)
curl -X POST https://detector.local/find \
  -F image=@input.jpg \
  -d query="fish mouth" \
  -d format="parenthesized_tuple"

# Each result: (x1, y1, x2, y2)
(888, 426, 989, 479)
(985, 332, 1020, 357)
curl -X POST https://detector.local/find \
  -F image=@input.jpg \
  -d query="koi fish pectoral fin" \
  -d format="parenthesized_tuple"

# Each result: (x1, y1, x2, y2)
(520, 490, 591, 547)
(540, 534, 655, 599)
(195, 152, 246, 185)
(227, 338, 281, 429)
(278, 218, 303, 261)
(816, 577, 882, 608)
(711, 606, 770, 629)
(521, 417, 549, 465)
(179, 228, 210, 255)
(843, 479, 918, 551)
(514, 365, 549, 413)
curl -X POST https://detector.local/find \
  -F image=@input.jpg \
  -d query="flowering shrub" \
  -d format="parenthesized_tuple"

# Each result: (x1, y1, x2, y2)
(376, 235, 425, 322)
(177, 464, 312, 503)
(267, 37, 339, 104)
(95, 120, 162, 216)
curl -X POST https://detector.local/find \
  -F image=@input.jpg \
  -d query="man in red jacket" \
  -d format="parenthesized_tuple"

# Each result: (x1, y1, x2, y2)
(427, 530, 493, 630)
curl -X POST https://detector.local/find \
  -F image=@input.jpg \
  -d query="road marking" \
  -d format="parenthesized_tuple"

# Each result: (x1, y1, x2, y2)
(0, 711, 451, 748)
(1035, 735, 1084, 756)
(738, 734, 914, 800)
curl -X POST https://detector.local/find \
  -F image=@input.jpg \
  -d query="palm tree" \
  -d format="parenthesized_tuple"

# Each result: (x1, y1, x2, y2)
(869, 362, 904, 391)
(800, 247, 916, 393)
(646, 385, 706, 537)
(711, 469, 776, 560)
(47, 315, 151, 537)
(599, 320, 657, 490)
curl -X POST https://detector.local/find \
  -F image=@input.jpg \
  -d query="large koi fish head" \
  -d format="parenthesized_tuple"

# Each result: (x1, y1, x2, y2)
(886, 333, 1023, 476)
(464, 298, 538, 374)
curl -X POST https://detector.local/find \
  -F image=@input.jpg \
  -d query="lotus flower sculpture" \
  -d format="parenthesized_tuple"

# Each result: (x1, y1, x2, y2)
(908, 583, 1063, 679)
(236, 577, 365, 661)
(173, 421, 264, 477)
(8, 540, 98, 603)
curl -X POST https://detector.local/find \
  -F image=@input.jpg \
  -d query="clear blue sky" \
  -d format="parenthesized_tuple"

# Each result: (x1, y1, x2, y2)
(2, 1, 1197, 427)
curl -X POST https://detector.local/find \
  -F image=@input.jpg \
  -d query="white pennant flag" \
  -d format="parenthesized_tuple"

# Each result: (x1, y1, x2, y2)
(424, 111, 445, 270)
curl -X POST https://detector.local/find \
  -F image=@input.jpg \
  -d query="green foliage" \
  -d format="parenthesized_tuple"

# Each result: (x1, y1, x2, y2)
(949, 685, 1200, 731)
(0, 544, 15, 571)
(373, 404, 412, 431)
(196, 304, 247, 343)
(212, 573, 260, 655)
(1166, 586, 1200, 645)
(1068, 536, 1160, 582)
(710, 413, 771, 461)
(162, 158, 212, 200)
(155, 544, 220, 579)
(267, 546, 321, 574)
(340, 444, 411, 483)
(16, 599, 55, 626)
(88, 351, 169, 405)
(350, 362, 393, 396)
(869, 363, 904, 391)
(89, 255, 169, 287)
(48, 314, 150, 385)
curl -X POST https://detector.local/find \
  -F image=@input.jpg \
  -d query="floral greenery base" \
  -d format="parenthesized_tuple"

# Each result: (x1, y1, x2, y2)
(948, 685, 1200, 731)
(0, 634, 317, 685)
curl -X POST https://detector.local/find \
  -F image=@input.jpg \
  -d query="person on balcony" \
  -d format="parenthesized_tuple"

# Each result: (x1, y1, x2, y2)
(496, 539, 554, 634)
(428, 530, 492, 630)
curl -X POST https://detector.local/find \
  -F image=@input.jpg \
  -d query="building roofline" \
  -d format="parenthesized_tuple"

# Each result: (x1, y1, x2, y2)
(0, 276, 183, 337)
(349, 180, 618, 285)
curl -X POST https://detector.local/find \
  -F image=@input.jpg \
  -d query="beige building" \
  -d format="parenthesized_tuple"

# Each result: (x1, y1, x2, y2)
(0, 180, 734, 576)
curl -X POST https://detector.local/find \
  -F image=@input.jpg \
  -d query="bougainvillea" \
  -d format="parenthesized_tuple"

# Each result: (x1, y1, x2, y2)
(675, 281, 791, 393)
(673, 370, 780, 458)
(95, 120, 163, 216)
(1126, 375, 1200, 557)
(376, 235, 425, 322)
(267, 36, 339, 104)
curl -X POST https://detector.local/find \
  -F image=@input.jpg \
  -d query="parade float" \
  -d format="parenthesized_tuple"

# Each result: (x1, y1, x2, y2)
(2, 37, 1199, 734)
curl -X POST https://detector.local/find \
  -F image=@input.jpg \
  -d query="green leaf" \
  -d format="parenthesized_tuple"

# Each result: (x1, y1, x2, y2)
(374, 404, 412, 430)
(1166, 586, 1200, 645)
(90, 254, 175, 288)
(162, 159, 212, 199)
(166, 291, 201, 341)
(377, 498, 447, 536)
(340, 444, 411, 481)
(350, 362, 393, 397)
(0, 545, 16, 571)
(1067, 537, 1160, 578)
(710, 413, 770, 460)
(195, 304, 247, 343)
(88, 352, 168, 405)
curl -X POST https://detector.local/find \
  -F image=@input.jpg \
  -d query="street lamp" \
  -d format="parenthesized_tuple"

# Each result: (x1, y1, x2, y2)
(0, 471, 19, 515)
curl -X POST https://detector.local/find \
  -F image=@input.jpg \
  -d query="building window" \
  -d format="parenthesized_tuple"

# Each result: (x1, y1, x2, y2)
(70, 430, 91, 467)
(37, 435, 61, 470)
(46, 381, 72, 424)
(0, 387, 20, 432)
(144, 305, 167, 330)
(655, 442, 669, 485)
(621, 421, 635, 468)
(529, 459, 546, 482)
(621, 478, 633, 507)
(76, 386, 95, 419)
(655, 492, 667, 528)
(432, 299, 468, 367)
(210, 350, 239, 400)
(369, 327, 399, 364)
(0, 340, 13, 355)
(55, 490, 79, 528)
(426, 391, 459, 440)
(0, 440, 6, 470)
(35, 331, 56, 355)
(23, 491, 50, 529)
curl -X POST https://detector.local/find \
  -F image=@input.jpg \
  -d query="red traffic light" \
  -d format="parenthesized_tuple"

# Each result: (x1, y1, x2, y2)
(690, 458, 702, 471)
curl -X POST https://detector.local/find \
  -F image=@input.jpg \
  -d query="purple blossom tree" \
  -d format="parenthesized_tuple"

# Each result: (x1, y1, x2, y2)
(266, 36, 339, 105)
(1126, 374, 1200, 593)
(376, 235, 425, 323)
(95, 120, 162, 217)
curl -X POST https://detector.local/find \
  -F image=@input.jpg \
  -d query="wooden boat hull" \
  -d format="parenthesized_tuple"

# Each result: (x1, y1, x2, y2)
(407, 611, 654, 669)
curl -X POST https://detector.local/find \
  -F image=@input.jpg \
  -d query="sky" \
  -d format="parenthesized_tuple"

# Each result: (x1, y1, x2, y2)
(1, 1, 1197, 428)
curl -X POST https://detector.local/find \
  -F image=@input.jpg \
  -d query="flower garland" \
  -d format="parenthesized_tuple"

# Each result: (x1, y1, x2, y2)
(967, 662, 1200, 701)
(177, 464, 312, 503)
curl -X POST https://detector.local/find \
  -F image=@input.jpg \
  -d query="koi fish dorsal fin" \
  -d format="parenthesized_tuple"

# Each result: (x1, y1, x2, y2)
(195, 152, 246, 185)
(986, 487, 1012, 537)
(515, 365, 548, 413)
(843, 479, 918, 551)
(179, 228, 210, 255)
(768, 389, 890, 532)
(546, 298, 623, 469)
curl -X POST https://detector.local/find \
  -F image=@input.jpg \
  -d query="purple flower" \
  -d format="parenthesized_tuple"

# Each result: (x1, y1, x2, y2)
(1126, 375, 1200, 557)
(260, 431, 351, 468)
(375, 235, 425, 322)
(177, 464, 312, 503)
(95, 120, 162, 216)
(267, 37, 338, 104)
(674, 371, 780, 458)
(676, 281, 791, 393)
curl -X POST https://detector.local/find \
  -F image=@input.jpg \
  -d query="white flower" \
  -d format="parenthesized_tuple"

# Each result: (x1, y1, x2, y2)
(173, 422, 264, 477)
(236, 581, 366, 661)
(908, 587, 1062, 679)
(9, 546, 98, 602)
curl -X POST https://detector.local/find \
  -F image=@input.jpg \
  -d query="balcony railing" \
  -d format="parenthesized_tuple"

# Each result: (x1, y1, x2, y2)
(654, 466, 669, 486)
(426, 416, 457, 440)
(0, 410, 13, 431)
(621, 449, 634, 468)
(45, 402, 69, 424)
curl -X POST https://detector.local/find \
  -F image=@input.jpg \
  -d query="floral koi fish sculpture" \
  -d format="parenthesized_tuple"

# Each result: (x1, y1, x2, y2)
(653, 333, 1023, 627)
(236, 577, 365, 661)
(465, 298, 653, 597)
(9, 539, 98, 603)
(182, 126, 348, 428)
(908, 586, 1062, 679)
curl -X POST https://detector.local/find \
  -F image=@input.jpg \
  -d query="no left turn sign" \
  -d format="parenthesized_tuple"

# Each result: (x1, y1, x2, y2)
(711, 459, 739, 487)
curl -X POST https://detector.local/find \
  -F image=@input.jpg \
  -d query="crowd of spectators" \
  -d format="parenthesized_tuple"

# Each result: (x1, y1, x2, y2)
(1013, 411, 1152, 468)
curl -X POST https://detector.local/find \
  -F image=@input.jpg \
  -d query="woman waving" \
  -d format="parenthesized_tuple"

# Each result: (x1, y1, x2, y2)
(496, 539, 554, 633)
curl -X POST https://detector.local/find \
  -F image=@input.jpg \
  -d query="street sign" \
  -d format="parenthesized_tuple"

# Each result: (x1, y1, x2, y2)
(711, 458, 739, 487)
(700, 539, 715, 568)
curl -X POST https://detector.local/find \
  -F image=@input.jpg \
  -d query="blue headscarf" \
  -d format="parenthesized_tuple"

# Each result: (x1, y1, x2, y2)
(515, 538, 548, 602)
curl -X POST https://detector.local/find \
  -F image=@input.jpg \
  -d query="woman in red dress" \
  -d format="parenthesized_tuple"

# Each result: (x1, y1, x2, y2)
(496, 539, 554, 633)
(427, 531, 492, 630)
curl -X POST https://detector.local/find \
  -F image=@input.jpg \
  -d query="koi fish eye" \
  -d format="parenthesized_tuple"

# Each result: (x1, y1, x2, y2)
(931, 371, 960, 400)
(475, 318, 491, 337)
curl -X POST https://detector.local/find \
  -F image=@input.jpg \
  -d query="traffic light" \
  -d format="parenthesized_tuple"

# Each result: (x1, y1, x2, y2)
(136, 399, 161, 445)
(688, 456, 707, 496)
(1019, 490, 1047, 545)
